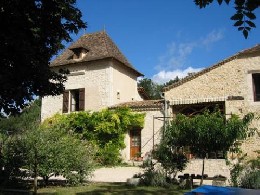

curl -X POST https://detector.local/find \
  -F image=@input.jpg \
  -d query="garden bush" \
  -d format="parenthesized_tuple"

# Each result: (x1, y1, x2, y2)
(138, 161, 169, 187)
(240, 170, 260, 189)
(43, 108, 145, 166)
(140, 167, 168, 187)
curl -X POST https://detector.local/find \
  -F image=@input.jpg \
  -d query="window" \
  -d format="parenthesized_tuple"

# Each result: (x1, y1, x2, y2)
(71, 90, 79, 111)
(252, 73, 260, 101)
(68, 47, 88, 60)
(62, 88, 85, 113)
(117, 91, 120, 100)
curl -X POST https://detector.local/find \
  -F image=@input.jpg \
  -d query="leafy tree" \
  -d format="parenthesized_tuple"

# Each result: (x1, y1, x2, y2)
(194, 0, 259, 38)
(0, 0, 86, 115)
(138, 77, 181, 100)
(154, 141, 188, 179)
(2, 126, 95, 194)
(138, 78, 163, 100)
(161, 110, 254, 185)
(0, 99, 41, 135)
(0, 99, 41, 186)
(163, 76, 180, 88)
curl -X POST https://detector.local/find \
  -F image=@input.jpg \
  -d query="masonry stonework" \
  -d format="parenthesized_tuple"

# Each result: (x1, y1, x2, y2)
(41, 59, 140, 121)
(165, 55, 260, 158)
(177, 159, 231, 185)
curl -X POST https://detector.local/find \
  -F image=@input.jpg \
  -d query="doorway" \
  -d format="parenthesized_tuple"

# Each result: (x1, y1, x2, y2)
(130, 129, 141, 159)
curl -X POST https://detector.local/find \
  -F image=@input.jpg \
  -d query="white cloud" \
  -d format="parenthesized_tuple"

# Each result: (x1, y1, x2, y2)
(152, 66, 203, 84)
(152, 29, 224, 84)
(156, 42, 196, 70)
(156, 29, 224, 71)
(201, 29, 224, 47)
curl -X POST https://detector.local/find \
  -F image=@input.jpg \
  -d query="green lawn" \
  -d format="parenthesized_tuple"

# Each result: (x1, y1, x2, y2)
(38, 182, 188, 195)
(1, 182, 189, 195)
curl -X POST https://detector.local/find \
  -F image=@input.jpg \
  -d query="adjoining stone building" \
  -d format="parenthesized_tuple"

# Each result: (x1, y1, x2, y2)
(160, 44, 260, 182)
(164, 44, 260, 158)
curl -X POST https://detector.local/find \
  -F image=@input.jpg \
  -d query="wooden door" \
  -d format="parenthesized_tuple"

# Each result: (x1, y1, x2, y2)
(130, 129, 141, 159)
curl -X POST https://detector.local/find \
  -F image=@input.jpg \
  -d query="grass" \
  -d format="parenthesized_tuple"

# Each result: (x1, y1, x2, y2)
(1, 182, 189, 195)
(38, 182, 188, 195)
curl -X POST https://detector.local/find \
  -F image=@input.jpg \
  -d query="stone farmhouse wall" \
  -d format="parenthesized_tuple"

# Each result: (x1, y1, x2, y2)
(112, 60, 141, 104)
(177, 159, 231, 185)
(165, 54, 260, 158)
(121, 110, 164, 161)
(41, 59, 140, 121)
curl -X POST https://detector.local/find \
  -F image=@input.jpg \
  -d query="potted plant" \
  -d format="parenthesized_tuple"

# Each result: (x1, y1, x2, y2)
(134, 152, 143, 161)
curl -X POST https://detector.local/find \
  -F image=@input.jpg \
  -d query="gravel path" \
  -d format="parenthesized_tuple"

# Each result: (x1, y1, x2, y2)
(90, 166, 143, 183)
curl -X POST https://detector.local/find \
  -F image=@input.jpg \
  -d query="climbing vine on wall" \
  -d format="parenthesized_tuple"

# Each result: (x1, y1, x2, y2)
(43, 108, 145, 165)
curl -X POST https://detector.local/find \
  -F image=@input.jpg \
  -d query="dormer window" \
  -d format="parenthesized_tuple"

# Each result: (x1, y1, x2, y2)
(72, 48, 82, 59)
(68, 46, 89, 60)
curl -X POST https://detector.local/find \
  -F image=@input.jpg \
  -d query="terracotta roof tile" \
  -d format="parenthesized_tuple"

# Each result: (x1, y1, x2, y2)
(51, 31, 143, 76)
(110, 100, 163, 111)
(138, 87, 150, 100)
(163, 44, 260, 92)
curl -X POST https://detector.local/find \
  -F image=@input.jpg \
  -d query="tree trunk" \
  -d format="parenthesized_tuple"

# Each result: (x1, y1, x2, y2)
(200, 157, 205, 186)
(43, 176, 49, 186)
(33, 168, 37, 195)
(33, 149, 38, 195)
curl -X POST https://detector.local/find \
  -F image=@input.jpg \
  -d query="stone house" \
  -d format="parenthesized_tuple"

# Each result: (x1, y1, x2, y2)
(163, 44, 260, 180)
(41, 31, 163, 161)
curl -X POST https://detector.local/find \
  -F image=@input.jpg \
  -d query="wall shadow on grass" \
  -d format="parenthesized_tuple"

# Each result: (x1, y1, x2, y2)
(74, 182, 186, 195)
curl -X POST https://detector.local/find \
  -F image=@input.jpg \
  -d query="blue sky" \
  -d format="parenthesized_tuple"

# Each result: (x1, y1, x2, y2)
(69, 0, 260, 83)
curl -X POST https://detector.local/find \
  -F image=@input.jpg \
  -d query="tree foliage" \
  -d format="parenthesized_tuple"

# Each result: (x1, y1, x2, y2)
(138, 78, 163, 100)
(0, 99, 41, 135)
(194, 0, 259, 38)
(138, 77, 180, 100)
(157, 110, 254, 184)
(1, 126, 95, 193)
(0, 0, 86, 115)
(43, 108, 145, 165)
(154, 141, 188, 178)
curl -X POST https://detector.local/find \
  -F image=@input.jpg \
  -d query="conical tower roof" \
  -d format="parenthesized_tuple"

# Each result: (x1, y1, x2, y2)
(51, 31, 143, 76)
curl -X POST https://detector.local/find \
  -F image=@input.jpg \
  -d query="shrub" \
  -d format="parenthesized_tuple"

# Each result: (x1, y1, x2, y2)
(97, 142, 122, 165)
(240, 170, 260, 189)
(140, 167, 168, 187)
(230, 163, 244, 187)
(139, 162, 169, 187)
(43, 108, 145, 166)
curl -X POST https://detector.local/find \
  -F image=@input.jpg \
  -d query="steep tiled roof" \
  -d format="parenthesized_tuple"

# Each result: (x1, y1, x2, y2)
(138, 87, 150, 100)
(163, 44, 260, 92)
(51, 31, 143, 76)
(110, 100, 163, 111)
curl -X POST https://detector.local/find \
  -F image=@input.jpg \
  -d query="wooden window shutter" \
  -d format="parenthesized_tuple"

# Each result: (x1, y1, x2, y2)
(79, 88, 85, 111)
(62, 90, 69, 113)
(253, 75, 256, 101)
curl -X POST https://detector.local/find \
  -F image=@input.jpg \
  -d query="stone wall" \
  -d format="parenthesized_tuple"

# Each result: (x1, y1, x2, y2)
(112, 60, 141, 105)
(177, 159, 231, 185)
(41, 60, 110, 121)
(121, 109, 164, 161)
(141, 110, 164, 157)
(165, 55, 260, 158)
(41, 59, 140, 121)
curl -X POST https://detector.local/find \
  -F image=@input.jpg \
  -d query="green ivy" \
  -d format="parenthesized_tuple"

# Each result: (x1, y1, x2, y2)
(43, 107, 145, 165)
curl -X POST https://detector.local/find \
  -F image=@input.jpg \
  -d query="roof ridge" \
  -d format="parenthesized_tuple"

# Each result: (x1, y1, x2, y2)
(102, 31, 113, 57)
(163, 44, 260, 92)
(50, 31, 143, 76)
